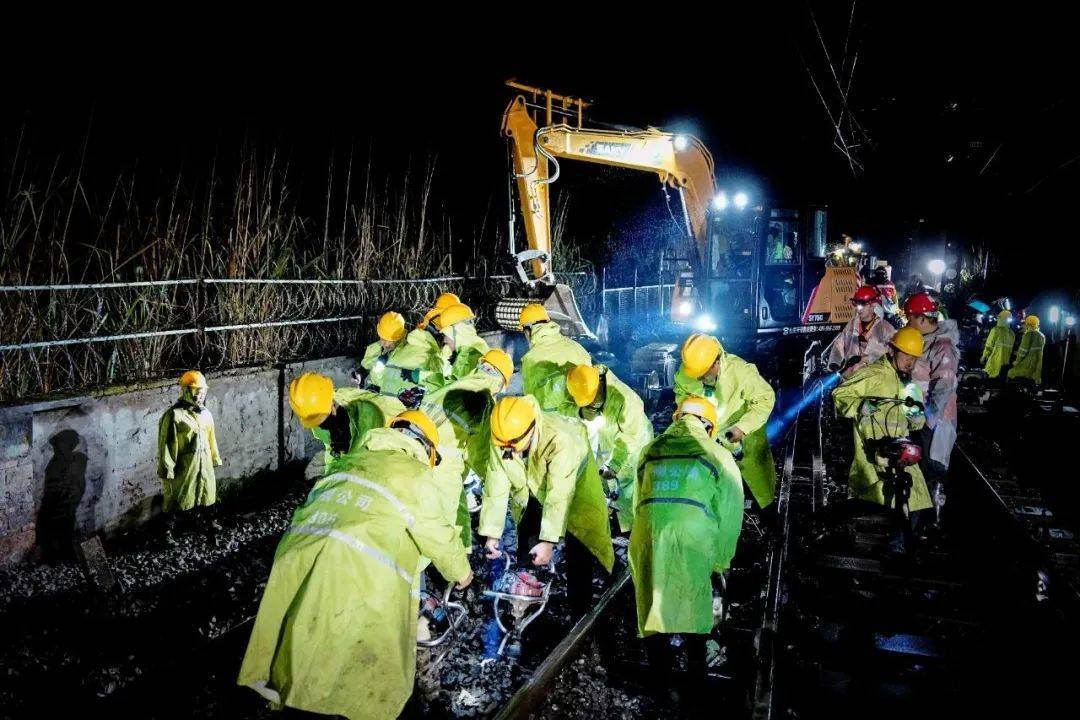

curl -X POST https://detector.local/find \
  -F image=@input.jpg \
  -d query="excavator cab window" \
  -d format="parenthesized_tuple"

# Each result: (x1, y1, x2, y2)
(759, 213, 803, 326)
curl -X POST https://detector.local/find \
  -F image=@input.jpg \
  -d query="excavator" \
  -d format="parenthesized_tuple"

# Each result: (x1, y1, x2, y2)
(496, 81, 857, 340)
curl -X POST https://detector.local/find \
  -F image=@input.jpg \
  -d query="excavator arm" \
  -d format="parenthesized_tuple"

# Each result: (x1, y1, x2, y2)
(502, 91, 716, 285)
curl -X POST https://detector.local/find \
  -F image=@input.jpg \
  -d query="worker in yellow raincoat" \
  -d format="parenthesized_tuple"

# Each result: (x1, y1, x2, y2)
(431, 302, 491, 381)
(981, 310, 1015, 379)
(420, 348, 514, 547)
(519, 304, 592, 414)
(481, 395, 613, 613)
(289, 372, 405, 476)
(360, 311, 407, 392)
(566, 364, 654, 532)
(630, 395, 743, 685)
(831, 327, 933, 513)
(157, 371, 222, 512)
(378, 294, 461, 399)
(674, 333, 777, 509)
(237, 410, 473, 720)
(1008, 314, 1046, 385)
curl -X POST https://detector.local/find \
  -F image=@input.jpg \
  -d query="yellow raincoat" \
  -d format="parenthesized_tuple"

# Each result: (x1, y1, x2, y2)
(443, 321, 490, 382)
(630, 415, 743, 636)
(382, 328, 451, 396)
(237, 428, 471, 720)
(420, 370, 503, 546)
(981, 318, 1015, 379)
(521, 322, 592, 414)
(480, 396, 614, 572)
(674, 351, 777, 508)
(157, 389, 222, 511)
(1008, 327, 1046, 384)
(832, 356, 932, 511)
(311, 388, 404, 472)
(571, 366, 653, 532)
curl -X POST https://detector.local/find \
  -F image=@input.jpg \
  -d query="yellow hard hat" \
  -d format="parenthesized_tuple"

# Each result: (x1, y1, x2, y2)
(491, 396, 537, 452)
(179, 370, 208, 389)
(891, 326, 925, 357)
(479, 348, 514, 386)
(376, 311, 406, 342)
(433, 303, 475, 331)
(289, 372, 335, 429)
(673, 395, 719, 437)
(1024, 314, 1040, 329)
(680, 333, 722, 379)
(519, 304, 550, 328)
(567, 364, 601, 407)
(434, 292, 461, 312)
(390, 410, 441, 467)
(997, 310, 1012, 321)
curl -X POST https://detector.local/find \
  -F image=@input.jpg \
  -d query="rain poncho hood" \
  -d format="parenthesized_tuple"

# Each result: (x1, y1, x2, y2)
(310, 387, 405, 472)
(629, 415, 744, 636)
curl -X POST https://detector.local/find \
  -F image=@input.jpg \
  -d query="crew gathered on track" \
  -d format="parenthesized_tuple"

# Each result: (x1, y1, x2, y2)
(226, 279, 1061, 716)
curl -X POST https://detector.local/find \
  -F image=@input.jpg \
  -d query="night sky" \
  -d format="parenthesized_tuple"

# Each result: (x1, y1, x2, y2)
(4, 6, 1076, 303)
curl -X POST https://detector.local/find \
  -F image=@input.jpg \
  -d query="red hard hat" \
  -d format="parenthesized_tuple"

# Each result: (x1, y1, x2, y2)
(904, 292, 938, 316)
(851, 286, 880, 304)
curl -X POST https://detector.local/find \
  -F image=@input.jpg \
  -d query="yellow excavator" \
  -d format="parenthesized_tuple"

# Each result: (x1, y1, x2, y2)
(497, 81, 856, 338)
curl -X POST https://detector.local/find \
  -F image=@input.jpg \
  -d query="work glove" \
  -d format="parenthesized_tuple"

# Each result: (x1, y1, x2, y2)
(398, 385, 426, 409)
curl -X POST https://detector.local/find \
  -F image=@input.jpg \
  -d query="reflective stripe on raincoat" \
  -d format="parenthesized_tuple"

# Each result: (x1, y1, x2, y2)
(825, 312, 896, 374)
(674, 352, 777, 508)
(311, 388, 405, 472)
(981, 320, 1015, 378)
(521, 322, 592, 414)
(420, 371, 503, 547)
(381, 328, 452, 397)
(832, 356, 933, 511)
(237, 428, 470, 720)
(573, 366, 653, 532)
(480, 395, 614, 572)
(157, 391, 222, 511)
(910, 319, 959, 468)
(629, 415, 743, 636)
(1008, 328, 1046, 384)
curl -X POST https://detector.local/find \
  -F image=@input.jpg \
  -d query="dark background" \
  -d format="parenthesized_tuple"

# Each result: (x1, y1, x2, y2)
(3, 5, 1076, 305)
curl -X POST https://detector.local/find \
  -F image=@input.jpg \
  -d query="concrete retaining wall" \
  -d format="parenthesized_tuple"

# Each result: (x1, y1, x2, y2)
(0, 356, 355, 567)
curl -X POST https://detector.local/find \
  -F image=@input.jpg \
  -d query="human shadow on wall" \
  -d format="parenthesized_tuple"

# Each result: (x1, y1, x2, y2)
(37, 429, 88, 564)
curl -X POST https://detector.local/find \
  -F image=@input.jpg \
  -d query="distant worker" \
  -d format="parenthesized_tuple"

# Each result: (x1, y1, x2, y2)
(904, 293, 959, 491)
(420, 348, 514, 547)
(157, 371, 222, 512)
(519, 303, 592, 414)
(1008, 314, 1046, 385)
(359, 311, 407, 392)
(289, 372, 404, 475)
(482, 395, 614, 614)
(630, 395, 743, 690)
(238, 410, 472, 720)
(675, 333, 777, 510)
(566, 364, 654, 532)
(825, 286, 897, 377)
(981, 310, 1016, 379)
(832, 327, 933, 514)
(431, 302, 491, 381)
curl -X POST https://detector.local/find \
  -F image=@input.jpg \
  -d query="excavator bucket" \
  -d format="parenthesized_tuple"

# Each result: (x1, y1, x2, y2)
(495, 283, 595, 339)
